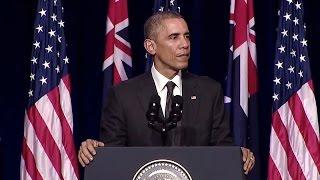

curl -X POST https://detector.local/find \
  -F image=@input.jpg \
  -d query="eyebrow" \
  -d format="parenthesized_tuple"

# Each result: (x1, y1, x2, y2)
(168, 32, 190, 37)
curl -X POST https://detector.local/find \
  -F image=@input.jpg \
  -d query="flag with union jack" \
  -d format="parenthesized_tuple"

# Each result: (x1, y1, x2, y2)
(145, 0, 181, 71)
(103, 0, 132, 100)
(268, 0, 320, 179)
(20, 0, 79, 179)
(224, 0, 260, 178)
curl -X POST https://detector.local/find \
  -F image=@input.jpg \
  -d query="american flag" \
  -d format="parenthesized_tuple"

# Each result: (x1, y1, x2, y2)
(20, 0, 79, 180)
(268, 0, 320, 179)
(103, 0, 132, 100)
(224, 0, 260, 178)
(145, 0, 181, 71)
(153, 0, 181, 13)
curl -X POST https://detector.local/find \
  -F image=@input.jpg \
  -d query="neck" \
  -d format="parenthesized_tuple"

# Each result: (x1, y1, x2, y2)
(154, 63, 179, 79)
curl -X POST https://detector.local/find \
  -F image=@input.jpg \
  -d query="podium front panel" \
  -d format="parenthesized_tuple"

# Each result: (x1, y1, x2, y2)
(84, 146, 245, 180)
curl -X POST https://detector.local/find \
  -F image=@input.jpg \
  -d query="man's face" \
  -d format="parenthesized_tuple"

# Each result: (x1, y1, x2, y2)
(151, 18, 190, 73)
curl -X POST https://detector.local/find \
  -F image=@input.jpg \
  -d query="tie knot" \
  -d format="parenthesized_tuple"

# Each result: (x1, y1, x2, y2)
(166, 81, 176, 93)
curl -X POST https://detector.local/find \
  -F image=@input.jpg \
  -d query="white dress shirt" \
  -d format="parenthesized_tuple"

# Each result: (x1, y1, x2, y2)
(151, 64, 182, 117)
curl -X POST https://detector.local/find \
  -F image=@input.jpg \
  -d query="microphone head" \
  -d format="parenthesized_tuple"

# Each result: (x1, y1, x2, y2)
(146, 94, 161, 123)
(149, 94, 161, 107)
(168, 95, 183, 124)
(172, 95, 183, 110)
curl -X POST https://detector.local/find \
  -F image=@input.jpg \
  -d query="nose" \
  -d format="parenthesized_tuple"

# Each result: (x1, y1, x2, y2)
(180, 36, 190, 49)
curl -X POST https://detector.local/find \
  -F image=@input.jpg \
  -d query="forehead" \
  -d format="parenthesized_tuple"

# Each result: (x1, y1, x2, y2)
(159, 18, 189, 35)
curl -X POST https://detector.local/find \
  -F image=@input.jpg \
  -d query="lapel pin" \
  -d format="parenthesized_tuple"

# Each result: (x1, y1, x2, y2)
(191, 95, 197, 100)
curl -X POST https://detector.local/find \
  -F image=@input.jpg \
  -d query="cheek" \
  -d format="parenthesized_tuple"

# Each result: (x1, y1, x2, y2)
(161, 47, 176, 62)
(156, 44, 182, 65)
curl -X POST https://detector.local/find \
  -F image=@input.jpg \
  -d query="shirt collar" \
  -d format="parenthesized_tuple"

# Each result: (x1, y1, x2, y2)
(151, 64, 182, 93)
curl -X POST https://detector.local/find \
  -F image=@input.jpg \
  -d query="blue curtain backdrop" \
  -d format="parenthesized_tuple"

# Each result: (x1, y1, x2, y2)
(0, 0, 319, 179)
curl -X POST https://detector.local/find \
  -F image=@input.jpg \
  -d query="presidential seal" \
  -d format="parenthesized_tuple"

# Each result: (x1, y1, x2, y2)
(133, 159, 192, 180)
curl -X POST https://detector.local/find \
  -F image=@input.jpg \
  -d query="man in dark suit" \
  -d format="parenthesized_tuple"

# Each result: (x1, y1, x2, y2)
(78, 11, 255, 174)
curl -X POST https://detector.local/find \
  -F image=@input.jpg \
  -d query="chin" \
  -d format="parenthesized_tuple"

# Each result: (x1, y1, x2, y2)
(175, 62, 189, 70)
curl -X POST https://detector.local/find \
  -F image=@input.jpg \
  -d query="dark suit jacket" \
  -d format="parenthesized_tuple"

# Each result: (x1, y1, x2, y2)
(100, 72, 233, 146)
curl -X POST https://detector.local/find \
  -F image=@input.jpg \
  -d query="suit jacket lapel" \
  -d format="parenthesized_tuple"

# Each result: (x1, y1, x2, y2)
(136, 72, 158, 114)
(136, 71, 200, 123)
(182, 72, 200, 129)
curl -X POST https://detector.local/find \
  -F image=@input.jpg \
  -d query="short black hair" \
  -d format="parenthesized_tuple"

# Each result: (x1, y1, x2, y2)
(144, 11, 184, 40)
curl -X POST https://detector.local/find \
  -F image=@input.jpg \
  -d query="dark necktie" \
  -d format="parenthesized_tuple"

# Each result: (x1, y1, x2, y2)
(165, 81, 175, 119)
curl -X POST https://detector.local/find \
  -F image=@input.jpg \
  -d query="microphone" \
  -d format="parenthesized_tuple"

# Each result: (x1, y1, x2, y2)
(146, 94, 161, 132)
(146, 94, 183, 146)
(166, 95, 183, 130)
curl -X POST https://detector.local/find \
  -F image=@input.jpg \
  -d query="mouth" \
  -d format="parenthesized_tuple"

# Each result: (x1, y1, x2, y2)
(176, 53, 190, 57)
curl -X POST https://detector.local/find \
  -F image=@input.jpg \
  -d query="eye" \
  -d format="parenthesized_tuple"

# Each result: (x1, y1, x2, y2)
(185, 34, 190, 39)
(169, 35, 178, 40)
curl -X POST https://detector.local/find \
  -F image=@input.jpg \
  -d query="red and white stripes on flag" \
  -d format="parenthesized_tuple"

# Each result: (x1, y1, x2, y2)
(21, 0, 79, 179)
(21, 77, 79, 180)
(269, 82, 320, 179)
(268, 0, 320, 179)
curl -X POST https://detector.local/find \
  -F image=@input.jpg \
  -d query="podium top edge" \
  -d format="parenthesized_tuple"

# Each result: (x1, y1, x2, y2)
(96, 146, 240, 150)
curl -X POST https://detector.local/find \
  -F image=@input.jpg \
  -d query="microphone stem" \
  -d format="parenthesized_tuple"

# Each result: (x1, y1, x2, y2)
(161, 132, 166, 146)
(161, 120, 167, 146)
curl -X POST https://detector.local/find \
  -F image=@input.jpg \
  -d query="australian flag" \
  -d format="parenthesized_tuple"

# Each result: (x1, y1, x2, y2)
(102, 0, 132, 100)
(224, 0, 260, 179)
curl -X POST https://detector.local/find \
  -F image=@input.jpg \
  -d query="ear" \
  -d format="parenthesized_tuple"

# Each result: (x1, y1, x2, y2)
(144, 39, 156, 55)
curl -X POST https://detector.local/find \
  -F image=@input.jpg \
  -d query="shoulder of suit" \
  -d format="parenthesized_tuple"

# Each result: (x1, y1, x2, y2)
(112, 72, 223, 91)
(112, 73, 149, 91)
(183, 72, 222, 89)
